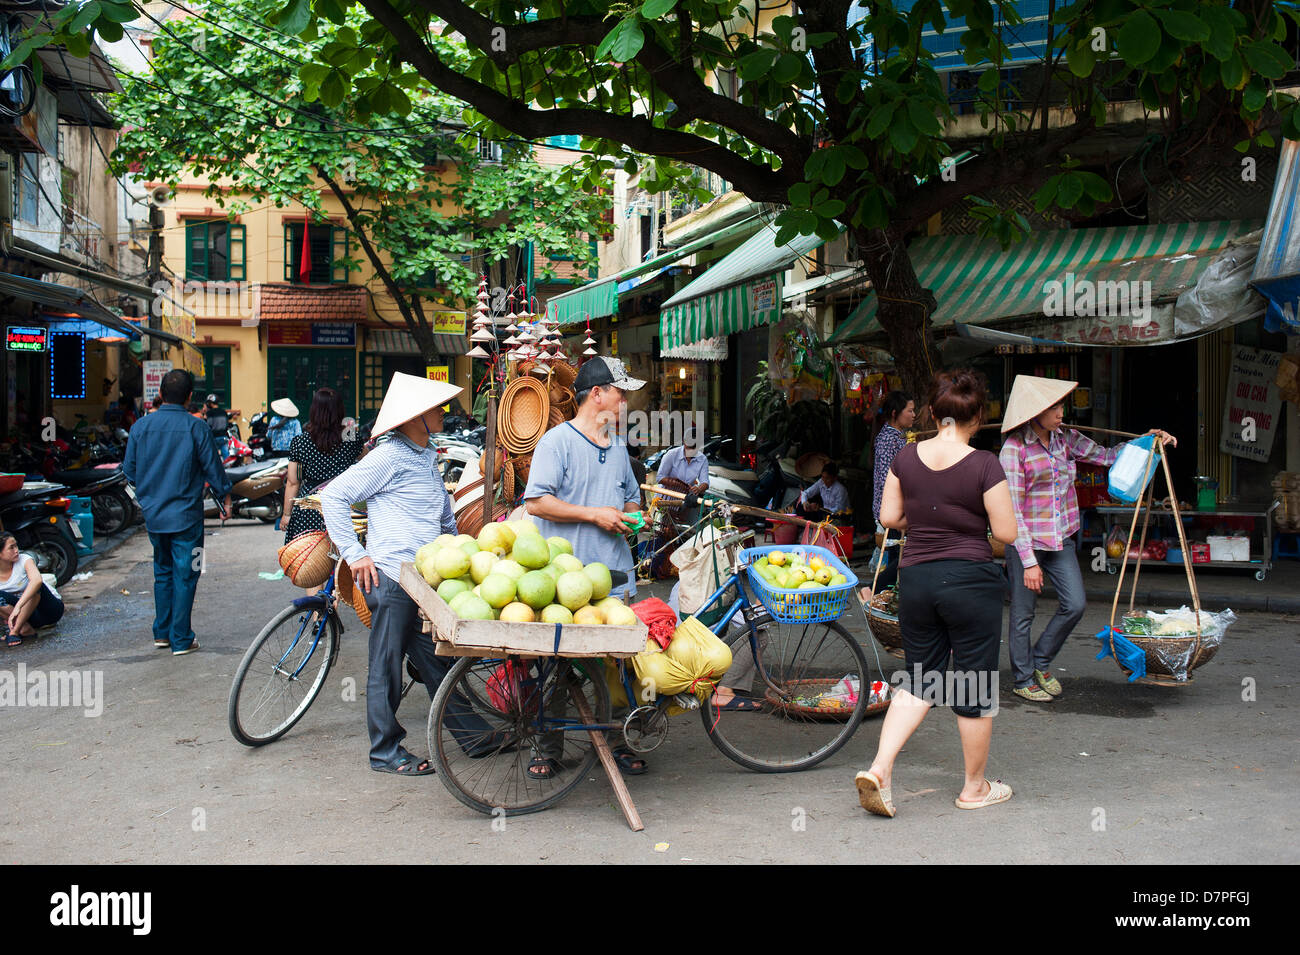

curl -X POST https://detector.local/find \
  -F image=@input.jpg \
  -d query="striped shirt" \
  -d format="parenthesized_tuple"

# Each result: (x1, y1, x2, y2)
(321, 433, 457, 582)
(999, 425, 1120, 567)
(656, 446, 709, 487)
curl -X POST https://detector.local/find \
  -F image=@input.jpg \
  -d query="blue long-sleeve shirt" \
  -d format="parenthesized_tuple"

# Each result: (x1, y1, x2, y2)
(320, 433, 457, 583)
(122, 403, 232, 533)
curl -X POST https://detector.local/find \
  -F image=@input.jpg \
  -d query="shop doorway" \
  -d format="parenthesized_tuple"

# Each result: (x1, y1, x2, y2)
(268, 348, 356, 419)
(1121, 340, 1199, 499)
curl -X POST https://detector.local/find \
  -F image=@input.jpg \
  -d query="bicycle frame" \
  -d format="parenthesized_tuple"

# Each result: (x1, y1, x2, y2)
(275, 566, 340, 682)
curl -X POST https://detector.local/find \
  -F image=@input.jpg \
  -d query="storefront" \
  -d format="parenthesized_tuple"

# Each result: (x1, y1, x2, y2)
(267, 322, 359, 419)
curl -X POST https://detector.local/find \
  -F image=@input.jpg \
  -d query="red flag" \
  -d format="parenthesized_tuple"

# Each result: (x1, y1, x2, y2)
(298, 210, 312, 283)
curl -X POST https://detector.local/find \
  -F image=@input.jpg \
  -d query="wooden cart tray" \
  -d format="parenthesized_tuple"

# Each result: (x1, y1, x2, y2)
(400, 562, 646, 659)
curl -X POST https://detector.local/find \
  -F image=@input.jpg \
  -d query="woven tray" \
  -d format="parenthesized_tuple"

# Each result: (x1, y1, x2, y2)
(866, 606, 905, 658)
(498, 376, 550, 455)
(763, 678, 891, 719)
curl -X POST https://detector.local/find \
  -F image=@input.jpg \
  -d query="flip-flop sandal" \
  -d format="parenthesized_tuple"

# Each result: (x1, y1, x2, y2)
(527, 757, 561, 780)
(372, 755, 434, 775)
(855, 770, 896, 817)
(955, 778, 1013, 810)
(5, 635, 22, 647)
(611, 747, 649, 775)
(713, 695, 764, 712)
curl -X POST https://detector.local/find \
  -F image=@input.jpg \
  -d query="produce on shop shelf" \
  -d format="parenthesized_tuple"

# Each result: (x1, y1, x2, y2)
(583, 561, 612, 600)
(516, 570, 556, 610)
(547, 536, 574, 559)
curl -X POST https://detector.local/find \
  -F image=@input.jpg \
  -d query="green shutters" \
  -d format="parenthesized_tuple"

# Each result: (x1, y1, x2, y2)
(185, 221, 244, 280)
(285, 223, 351, 284)
(332, 227, 350, 283)
(228, 224, 246, 280)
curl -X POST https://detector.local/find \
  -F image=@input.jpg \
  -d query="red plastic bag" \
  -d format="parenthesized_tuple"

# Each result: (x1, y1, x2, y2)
(632, 597, 678, 650)
(487, 661, 541, 716)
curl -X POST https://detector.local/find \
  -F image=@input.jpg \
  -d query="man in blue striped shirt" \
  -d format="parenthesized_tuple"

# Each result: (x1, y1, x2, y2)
(323, 373, 495, 775)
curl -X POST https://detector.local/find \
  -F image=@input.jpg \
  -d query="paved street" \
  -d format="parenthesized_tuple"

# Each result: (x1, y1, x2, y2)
(2, 520, 1297, 864)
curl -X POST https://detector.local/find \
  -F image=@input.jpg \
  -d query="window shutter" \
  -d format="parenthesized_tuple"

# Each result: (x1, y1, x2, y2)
(332, 227, 349, 283)
(228, 224, 246, 280)
(284, 224, 295, 282)
(186, 222, 207, 280)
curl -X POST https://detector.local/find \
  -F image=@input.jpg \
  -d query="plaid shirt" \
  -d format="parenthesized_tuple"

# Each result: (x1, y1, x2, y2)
(999, 426, 1120, 567)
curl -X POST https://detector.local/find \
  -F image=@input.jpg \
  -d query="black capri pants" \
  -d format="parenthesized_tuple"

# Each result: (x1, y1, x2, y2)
(0, 583, 66, 628)
(897, 559, 1003, 717)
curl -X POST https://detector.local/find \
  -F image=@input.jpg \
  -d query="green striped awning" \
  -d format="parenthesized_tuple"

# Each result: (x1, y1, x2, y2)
(544, 278, 618, 326)
(829, 219, 1263, 344)
(659, 226, 829, 350)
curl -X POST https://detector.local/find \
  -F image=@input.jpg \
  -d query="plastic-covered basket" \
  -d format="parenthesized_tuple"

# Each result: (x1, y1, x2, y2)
(738, 544, 858, 624)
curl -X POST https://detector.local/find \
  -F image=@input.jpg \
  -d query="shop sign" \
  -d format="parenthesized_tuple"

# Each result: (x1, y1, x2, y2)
(6, 326, 48, 352)
(1035, 309, 1170, 345)
(751, 279, 777, 313)
(1220, 346, 1283, 463)
(143, 360, 173, 402)
(432, 312, 466, 335)
(267, 323, 356, 346)
(425, 365, 449, 384)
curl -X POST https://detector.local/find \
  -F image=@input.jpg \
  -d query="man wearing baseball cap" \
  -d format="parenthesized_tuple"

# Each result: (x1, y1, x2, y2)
(322, 373, 499, 774)
(524, 356, 648, 776)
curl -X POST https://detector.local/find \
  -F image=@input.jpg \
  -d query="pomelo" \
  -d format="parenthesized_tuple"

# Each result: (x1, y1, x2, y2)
(499, 601, 536, 623)
(604, 603, 638, 626)
(582, 562, 612, 601)
(556, 571, 593, 611)
(539, 604, 573, 625)
(540, 563, 563, 582)
(453, 534, 476, 547)
(480, 573, 517, 609)
(551, 553, 583, 576)
(494, 559, 527, 581)
(478, 523, 512, 556)
(509, 519, 540, 538)
(459, 539, 481, 557)
(516, 570, 557, 610)
(415, 542, 443, 586)
(439, 578, 473, 604)
(573, 605, 604, 625)
(433, 547, 471, 582)
(469, 550, 499, 584)
(433, 534, 459, 550)
(455, 594, 495, 620)
(447, 589, 475, 613)
(511, 533, 551, 569)
(547, 536, 574, 559)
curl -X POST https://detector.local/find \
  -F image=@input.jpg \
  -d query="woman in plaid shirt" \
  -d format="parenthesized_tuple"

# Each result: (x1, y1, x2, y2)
(998, 376, 1175, 702)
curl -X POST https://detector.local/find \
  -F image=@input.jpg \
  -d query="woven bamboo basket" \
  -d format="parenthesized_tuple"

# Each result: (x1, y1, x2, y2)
(498, 376, 549, 455)
(763, 678, 891, 720)
(277, 530, 333, 589)
(456, 496, 512, 537)
(500, 458, 515, 502)
(512, 452, 532, 487)
(336, 563, 372, 628)
(547, 405, 565, 430)
(551, 360, 577, 388)
(1118, 631, 1221, 678)
(866, 607, 905, 658)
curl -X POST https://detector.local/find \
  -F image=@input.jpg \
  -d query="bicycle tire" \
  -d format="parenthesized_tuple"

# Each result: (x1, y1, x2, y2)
(430, 655, 610, 816)
(228, 602, 338, 746)
(702, 615, 870, 773)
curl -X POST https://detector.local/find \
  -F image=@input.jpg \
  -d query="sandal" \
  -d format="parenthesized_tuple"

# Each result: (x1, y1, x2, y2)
(611, 747, 648, 775)
(372, 754, 434, 775)
(527, 757, 561, 780)
(713, 694, 764, 712)
(6, 634, 22, 647)
(855, 770, 896, 818)
(955, 778, 1013, 810)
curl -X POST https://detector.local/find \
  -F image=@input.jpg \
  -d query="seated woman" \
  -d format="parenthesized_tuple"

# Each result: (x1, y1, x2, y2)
(0, 532, 66, 646)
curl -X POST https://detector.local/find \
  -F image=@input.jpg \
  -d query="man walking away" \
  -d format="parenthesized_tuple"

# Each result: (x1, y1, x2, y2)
(205, 394, 230, 460)
(123, 370, 232, 655)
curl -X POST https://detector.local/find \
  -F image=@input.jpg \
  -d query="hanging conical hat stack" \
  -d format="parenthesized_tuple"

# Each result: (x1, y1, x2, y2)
(1001, 375, 1078, 433)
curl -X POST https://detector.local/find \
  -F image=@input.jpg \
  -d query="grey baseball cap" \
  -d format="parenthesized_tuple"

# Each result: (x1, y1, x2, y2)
(574, 356, 646, 392)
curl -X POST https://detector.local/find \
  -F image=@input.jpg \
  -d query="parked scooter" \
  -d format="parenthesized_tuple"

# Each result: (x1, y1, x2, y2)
(0, 482, 81, 586)
(751, 441, 803, 512)
(206, 459, 288, 523)
(45, 464, 137, 535)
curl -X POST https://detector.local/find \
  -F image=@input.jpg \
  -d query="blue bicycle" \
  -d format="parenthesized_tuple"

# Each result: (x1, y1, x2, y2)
(427, 532, 872, 816)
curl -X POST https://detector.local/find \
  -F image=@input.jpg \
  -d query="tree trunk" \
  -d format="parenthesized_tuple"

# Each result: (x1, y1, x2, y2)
(851, 225, 941, 398)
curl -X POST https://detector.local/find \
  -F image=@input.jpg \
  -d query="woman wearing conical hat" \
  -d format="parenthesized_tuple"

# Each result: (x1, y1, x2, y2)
(998, 376, 1176, 703)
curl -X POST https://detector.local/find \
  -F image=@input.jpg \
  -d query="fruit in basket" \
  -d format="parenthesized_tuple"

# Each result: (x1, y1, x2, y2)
(551, 553, 583, 575)
(583, 562, 612, 600)
(540, 604, 573, 624)
(769, 550, 788, 567)
(469, 550, 499, 584)
(511, 534, 551, 569)
(455, 594, 496, 621)
(556, 571, 594, 611)
(517, 570, 557, 610)
(574, 604, 605, 625)
(830, 573, 847, 587)
(809, 556, 826, 571)
(494, 559, 527, 581)
(438, 578, 472, 603)
(814, 567, 833, 585)
(499, 602, 536, 623)
(433, 547, 472, 582)
(480, 573, 517, 609)
(547, 536, 574, 558)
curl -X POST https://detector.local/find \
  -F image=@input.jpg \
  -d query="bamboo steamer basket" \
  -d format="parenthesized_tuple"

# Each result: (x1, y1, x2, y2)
(498, 376, 549, 455)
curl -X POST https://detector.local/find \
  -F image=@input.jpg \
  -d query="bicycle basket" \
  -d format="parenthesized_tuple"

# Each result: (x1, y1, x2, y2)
(737, 544, 858, 624)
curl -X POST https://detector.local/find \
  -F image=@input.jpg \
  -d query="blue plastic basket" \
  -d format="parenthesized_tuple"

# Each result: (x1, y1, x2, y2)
(738, 544, 859, 624)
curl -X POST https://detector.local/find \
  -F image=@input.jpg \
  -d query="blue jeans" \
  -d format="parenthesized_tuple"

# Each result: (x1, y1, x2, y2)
(1005, 541, 1087, 688)
(148, 521, 206, 651)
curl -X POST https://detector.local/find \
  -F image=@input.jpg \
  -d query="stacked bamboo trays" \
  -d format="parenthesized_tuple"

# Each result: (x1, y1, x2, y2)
(497, 375, 549, 455)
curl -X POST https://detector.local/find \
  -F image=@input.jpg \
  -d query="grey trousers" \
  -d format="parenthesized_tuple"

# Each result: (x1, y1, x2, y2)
(1005, 541, 1087, 689)
(364, 573, 491, 768)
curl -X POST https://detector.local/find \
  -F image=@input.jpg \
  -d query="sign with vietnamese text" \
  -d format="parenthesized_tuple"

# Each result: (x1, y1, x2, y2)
(6, 326, 48, 352)
(1220, 346, 1283, 462)
(432, 312, 466, 335)
(750, 279, 777, 314)
(267, 323, 355, 346)
(426, 365, 452, 410)
(143, 360, 173, 403)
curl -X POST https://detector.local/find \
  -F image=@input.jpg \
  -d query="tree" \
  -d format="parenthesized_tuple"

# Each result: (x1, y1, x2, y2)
(100, 0, 611, 362)
(14, 1, 1300, 391)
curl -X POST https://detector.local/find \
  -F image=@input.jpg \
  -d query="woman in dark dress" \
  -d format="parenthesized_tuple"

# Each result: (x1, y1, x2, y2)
(283, 387, 364, 547)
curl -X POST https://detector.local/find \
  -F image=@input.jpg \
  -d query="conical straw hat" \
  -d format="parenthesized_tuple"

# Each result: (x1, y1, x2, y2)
(1001, 375, 1078, 433)
(371, 372, 464, 437)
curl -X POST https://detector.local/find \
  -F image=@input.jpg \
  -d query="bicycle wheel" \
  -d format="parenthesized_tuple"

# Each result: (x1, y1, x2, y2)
(228, 603, 339, 746)
(430, 655, 610, 816)
(703, 610, 870, 773)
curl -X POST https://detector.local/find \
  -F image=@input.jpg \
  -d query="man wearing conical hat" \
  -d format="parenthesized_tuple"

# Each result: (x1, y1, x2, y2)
(998, 375, 1176, 703)
(322, 373, 498, 774)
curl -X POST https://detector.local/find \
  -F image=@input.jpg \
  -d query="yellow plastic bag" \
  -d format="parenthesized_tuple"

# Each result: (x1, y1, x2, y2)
(632, 617, 733, 707)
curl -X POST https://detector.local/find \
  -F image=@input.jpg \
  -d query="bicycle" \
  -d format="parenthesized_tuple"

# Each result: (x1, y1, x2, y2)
(425, 527, 874, 817)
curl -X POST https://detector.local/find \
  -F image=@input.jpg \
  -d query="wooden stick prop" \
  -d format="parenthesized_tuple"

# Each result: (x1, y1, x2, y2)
(1158, 438, 1204, 655)
(570, 684, 643, 832)
(640, 484, 825, 530)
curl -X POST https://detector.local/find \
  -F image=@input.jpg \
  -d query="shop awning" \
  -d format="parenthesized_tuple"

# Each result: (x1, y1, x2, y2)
(830, 220, 1263, 345)
(544, 214, 768, 325)
(659, 226, 829, 350)
(0, 272, 197, 351)
(366, 328, 466, 356)
(11, 237, 156, 300)
(1251, 137, 1300, 334)
(661, 336, 728, 361)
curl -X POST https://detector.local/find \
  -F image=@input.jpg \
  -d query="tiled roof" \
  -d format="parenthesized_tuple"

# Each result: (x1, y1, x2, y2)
(257, 284, 369, 323)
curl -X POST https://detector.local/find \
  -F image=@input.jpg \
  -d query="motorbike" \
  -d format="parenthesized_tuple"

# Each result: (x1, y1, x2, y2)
(222, 432, 254, 467)
(205, 458, 288, 523)
(0, 482, 81, 586)
(45, 464, 138, 535)
(751, 441, 803, 513)
(431, 437, 480, 491)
